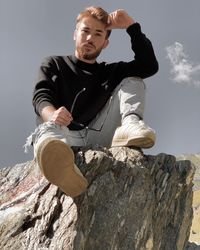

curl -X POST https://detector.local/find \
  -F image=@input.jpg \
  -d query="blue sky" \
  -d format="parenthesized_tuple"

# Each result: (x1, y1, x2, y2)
(0, 0, 200, 167)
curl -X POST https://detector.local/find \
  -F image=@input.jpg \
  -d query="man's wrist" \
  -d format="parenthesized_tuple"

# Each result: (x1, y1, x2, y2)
(40, 104, 56, 122)
(126, 21, 135, 29)
(38, 101, 53, 116)
(126, 22, 141, 34)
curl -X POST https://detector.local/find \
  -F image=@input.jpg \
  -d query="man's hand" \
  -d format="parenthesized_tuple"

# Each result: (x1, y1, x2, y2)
(41, 106, 73, 126)
(107, 9, 135, 30)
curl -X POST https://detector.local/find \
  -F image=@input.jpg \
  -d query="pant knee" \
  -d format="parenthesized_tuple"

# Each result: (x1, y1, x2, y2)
(120, 77, 146, 91)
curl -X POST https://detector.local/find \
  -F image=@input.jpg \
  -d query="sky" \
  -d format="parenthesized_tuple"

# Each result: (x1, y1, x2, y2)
(0, 0, 200, 168)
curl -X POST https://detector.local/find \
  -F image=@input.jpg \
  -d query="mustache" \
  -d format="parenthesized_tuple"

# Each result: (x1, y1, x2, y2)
(83, 42, 95, 48)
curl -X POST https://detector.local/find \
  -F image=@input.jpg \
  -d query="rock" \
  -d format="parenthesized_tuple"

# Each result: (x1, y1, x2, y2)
(0, 147, 195, 250)
(178, 154, 200, 248)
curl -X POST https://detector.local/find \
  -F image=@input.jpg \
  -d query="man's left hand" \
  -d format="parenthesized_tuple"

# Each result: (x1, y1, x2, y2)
(107, 9, 135, 30)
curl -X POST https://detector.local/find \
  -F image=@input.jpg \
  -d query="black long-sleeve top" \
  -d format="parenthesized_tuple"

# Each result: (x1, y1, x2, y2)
(33, 23, 159, 130)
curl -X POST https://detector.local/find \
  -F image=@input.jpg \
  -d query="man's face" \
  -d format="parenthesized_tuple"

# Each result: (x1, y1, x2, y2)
(74, 16, 109, 63)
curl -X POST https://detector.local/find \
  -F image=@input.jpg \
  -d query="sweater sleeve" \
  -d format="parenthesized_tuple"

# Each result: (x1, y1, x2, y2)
(32, 56, 59, 116)
(114, 23, 159, 79)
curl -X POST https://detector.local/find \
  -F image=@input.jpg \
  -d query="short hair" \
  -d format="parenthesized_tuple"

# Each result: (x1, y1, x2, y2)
(76, 6, 111, 39)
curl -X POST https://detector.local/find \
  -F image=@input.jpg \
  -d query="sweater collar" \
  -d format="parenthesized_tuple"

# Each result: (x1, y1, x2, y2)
(69, 55, 99, 73)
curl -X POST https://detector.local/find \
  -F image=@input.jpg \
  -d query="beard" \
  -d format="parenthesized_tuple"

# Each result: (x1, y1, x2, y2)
(76, 45, 103, 61)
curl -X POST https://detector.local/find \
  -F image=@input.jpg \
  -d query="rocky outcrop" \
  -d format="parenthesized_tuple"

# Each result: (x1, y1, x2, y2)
(0, 147, 195, 250)
(178, 154, 200, 249)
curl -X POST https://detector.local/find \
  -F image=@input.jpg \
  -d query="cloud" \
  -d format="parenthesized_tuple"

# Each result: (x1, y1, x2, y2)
(166, 42, 200, 87)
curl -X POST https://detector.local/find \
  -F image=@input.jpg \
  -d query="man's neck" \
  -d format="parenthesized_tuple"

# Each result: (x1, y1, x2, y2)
(74, 52, 96, 64)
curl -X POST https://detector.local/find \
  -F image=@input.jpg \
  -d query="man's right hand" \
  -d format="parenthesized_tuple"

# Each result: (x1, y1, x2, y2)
(41, 106, 73, 126)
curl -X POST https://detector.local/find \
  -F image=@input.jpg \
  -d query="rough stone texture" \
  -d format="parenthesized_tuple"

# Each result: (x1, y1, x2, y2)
(179, 154, 200, 250)
(0, 147, 195, 250)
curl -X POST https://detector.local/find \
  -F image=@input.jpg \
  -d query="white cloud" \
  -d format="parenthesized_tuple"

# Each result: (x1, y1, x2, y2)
(166, 42, 200, 87)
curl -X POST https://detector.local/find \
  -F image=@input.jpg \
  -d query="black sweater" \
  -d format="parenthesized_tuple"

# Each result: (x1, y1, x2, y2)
(33, 23, 158, 130)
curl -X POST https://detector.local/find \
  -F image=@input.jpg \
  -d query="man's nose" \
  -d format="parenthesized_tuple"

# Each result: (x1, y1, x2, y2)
(86, 34, 93, 41)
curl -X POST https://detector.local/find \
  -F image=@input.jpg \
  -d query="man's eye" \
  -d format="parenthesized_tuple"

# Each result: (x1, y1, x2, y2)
(82, 30, 89, 33)
(96, 33, 102, 37)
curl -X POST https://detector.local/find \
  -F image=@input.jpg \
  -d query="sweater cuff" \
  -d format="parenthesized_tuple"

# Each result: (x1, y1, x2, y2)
(126, 22, 142, 36)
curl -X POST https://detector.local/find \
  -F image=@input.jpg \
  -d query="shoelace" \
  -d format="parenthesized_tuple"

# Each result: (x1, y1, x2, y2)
(24, 121, 57, 153)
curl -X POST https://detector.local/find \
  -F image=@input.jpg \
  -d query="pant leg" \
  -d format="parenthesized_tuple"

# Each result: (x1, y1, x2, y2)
(35, 117, 88, 146)
(119, 77, 145, 121)
(86, 77, 146, 147)
(24, 121, 88, 157)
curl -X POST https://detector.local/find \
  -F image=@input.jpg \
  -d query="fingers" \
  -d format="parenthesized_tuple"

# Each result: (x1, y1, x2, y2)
(50, 106, 73, 126)
(107, 9, 135, 30)
(106, 11, 118, 29)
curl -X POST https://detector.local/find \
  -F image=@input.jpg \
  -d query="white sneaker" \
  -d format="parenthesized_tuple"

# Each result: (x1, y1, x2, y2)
(37, 138, 88, 197)
(111, 120, 156, 148)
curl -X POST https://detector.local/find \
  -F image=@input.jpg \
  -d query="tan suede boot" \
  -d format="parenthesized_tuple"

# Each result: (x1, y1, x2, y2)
(36, 138, 88, 197)
(111, 120, 156, 148)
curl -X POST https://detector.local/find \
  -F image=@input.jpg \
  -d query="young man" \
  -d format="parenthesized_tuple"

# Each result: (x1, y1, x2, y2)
(25, 7, 158, 198)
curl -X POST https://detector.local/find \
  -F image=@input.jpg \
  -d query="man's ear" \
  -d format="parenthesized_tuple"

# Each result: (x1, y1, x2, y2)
(103, 39, 109, 49)
(73, 30, 77, 41)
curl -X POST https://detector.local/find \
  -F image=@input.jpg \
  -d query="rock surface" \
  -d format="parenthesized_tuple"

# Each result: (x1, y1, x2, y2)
(0, 147, 195, 250)
(178, 154, 200, 249)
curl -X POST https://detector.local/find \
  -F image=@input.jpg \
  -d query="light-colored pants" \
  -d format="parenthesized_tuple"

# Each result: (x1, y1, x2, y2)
(24, 77, 145, 154)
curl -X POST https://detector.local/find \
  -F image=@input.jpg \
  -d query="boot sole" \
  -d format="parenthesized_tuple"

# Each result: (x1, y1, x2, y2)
(111, 135, 155, 148)
(38, 139, 88, 197)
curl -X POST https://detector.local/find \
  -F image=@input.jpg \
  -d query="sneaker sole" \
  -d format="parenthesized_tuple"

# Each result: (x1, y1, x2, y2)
(38, 139, 88, 197)
(111, 135, 155, 148)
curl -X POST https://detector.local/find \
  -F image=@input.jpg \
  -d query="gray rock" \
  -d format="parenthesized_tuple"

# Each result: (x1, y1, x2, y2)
(178, 154, 200, 249)
(0, 147, 195, 250)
